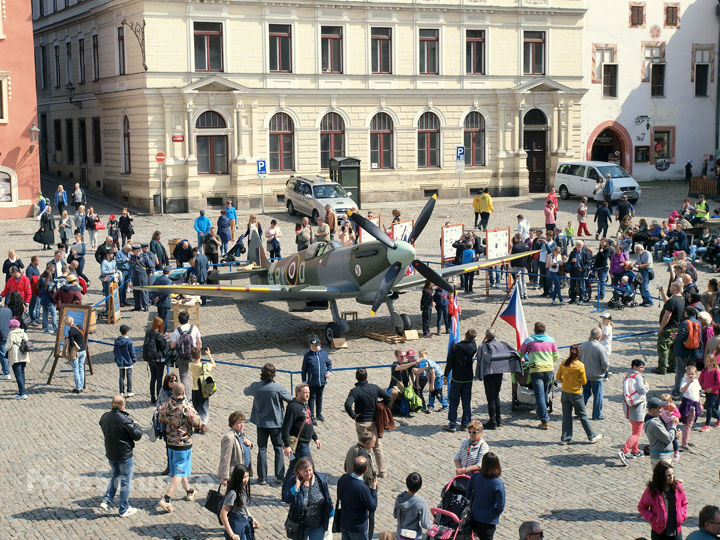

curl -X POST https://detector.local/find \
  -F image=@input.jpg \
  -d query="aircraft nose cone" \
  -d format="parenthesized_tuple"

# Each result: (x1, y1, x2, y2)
(387, 241, 416, 268)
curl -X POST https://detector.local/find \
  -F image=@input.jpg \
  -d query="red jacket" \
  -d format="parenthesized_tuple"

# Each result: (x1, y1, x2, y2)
(1, 275, 32, 303)
(54, 286, 83, 310)
(638, 483, 688, 535)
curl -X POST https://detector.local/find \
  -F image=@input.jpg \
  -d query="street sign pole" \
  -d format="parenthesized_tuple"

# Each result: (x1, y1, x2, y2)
(159, 162, 164, 215)
(456, 146, 465, 205)
(256, 160, 267, 214)
(260, 177, 265, 214)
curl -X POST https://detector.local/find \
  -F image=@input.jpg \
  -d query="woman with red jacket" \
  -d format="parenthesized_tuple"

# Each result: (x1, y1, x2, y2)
(638, 461, 688, 540)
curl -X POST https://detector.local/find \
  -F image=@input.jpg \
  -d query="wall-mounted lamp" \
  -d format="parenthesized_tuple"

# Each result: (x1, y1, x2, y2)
(65, 83, 83, 108)
(29, 121, 40, 153)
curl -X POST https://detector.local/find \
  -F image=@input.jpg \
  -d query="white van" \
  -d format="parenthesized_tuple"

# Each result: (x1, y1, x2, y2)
(553, 161, 641, 203)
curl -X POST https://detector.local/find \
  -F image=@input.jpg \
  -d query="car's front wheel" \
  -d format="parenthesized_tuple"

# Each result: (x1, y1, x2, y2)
(287, 201, 296, 215)
(559, 185, 570, 200)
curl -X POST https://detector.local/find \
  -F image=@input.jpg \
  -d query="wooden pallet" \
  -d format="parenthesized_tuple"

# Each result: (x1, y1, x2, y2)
(364, 331, 406, 344)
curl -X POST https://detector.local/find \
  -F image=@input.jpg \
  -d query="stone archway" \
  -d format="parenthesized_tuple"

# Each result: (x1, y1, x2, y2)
(587, 121, 633, 174)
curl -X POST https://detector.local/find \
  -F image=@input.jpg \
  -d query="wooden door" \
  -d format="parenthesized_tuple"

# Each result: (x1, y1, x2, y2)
(524, 131, 546, 193)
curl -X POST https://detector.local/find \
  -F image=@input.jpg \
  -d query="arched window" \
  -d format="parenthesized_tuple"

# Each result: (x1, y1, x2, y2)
(417, 112, 440, 168)
(370, 112, 393, 169)
(121, 116, 131, 174)
(196, 111, 228, 174)
(524, 108, 547, 125)
(269, 113, 294, 172)
(464, 112, 485, 167)
(320, 112, 345, 169)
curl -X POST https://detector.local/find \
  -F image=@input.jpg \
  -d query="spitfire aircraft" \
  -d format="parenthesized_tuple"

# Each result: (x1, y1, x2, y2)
(142, 196, 535, 344)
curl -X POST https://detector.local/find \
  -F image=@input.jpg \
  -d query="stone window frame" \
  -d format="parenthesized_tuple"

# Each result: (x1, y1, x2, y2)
(629, 2, 646, 29)
(641, 41, 665, 83)
(664, 3, 680, 29)
(0, 71, 8, 124)
(0, 166, 19, 208)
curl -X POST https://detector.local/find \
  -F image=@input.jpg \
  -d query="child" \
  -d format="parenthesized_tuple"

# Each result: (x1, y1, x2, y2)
(659, 393, 681, 462)
(679, 365, 703, 449)
(599, 314, 613, 379)
(393, 472, 432, 540)
(618, 276, 633, 301)
(577, 197, 590, 236)
(113, 324, 136, 397)
(432, 286, 449, 335)
(565, 221, 575, 247)
(417, 349, 448, 412)
(107, 214, 120, 250)
(188, 346, 216, 428)
(699, 351, 720, 431)
(462, 242, 476, 293)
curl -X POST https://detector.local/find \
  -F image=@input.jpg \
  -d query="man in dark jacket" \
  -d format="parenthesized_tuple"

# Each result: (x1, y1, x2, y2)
(567, 240, 592, 304)
(243, 363, 293, 486)
(99, 395, 142, 517)
(476, 329, 523, 430)
(152, 266, 173, 331)
(672, 306, 703, 398)
(594, 202, 612, 240)
(344, 433, 378, 539)
(302, 337, 332, 424)
(173, 240, 193, 268)
(510, 233, 530, 299)
(95, 236, 116, 265)
(344, 368, 390, 478)
(282, 383, 321, 477)
(193, 247, 209, 306)
(54, 273, 83, 309)
(443, 329, 478, 432)
(337, 457, 378, 540)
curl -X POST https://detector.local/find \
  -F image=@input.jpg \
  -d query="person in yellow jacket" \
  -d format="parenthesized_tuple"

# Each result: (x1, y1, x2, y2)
(555, 344, 602, 445)
(477, 188, 494, 231)
(472, 192, 483, 229)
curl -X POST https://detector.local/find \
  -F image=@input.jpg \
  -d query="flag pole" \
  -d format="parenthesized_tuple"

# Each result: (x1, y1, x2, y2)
(491, 275, 516, 327)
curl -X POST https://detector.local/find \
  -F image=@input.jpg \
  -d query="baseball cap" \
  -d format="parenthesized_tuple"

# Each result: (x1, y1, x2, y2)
(163, 265, 173, 273)
(310, 337, 320, 345)
(110, 214, 116, 220)
(406, 349, 416, 357)
(647, 397, 667, 410)
(119, 324, 131, 334)
(200, 209, 206, 214)
(652, 220, 658, 225)
(600, 313, 612, 320)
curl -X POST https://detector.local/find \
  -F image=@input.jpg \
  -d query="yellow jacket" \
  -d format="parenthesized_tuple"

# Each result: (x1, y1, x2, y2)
(555, 359, 587, 394)
(473, 194, 483, 212)
(479, 193, 493, 213)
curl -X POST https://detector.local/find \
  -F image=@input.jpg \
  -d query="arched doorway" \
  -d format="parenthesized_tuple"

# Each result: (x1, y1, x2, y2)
(591, 128, 624, 166)
(523, 109, 547, 193)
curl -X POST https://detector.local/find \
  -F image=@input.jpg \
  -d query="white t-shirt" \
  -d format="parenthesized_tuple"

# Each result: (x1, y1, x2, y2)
(599, 324, 613, 355)
(171, 323, 202, 346)
(681, 378, 701, 402)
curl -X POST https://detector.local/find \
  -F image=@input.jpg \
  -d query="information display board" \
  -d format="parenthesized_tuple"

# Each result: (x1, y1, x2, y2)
(485, 228, 510, 260)
(47, 304, 94, 385)
(441, 224, 465, 261)
(359, 216, 381, 244)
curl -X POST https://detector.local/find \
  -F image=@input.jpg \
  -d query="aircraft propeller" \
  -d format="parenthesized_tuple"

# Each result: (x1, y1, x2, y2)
(346, 211, 396, 250)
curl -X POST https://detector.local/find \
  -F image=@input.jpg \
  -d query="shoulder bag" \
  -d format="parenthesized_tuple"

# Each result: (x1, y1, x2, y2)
(60, 337, 78, 362)
(289, 408, 308, 454)
(284, 482, 309, 540)
(331, 492, 342, 534)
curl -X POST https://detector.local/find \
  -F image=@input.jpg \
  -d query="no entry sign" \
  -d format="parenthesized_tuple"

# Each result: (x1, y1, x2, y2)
(155, 152, 166, 163)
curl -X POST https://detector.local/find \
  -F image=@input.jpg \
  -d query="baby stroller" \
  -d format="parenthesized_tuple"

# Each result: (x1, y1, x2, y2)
(607, 269, 639, 309)
(511, 367, 554, 413)
(427, 474, 471, 540)
(220, 234, 247, 263)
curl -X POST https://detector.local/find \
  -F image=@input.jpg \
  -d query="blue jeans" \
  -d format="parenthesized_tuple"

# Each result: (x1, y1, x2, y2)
(102, 280, 110, 311)
(197, 234, 205, 252)
(436, 307, 449, 332)
(72, 350, 86, 390)
(29, 296, 40, 324)
(704, 392, 720, 425)
(530, 371, 552, 423)
(597, 223, 609, 239)
(303, 527, 325, 540)
(0, 342, 8, 376)
(549, 273, 563, 302)
(582, 380, 604, 420)
(308, 385, 324, 418)
(595, 267, 608, 299)
(103, 456, 134, 514)
(639, 268, 653, 305)
(428, 385, 448, 409)
(342, 530, 368, 540)
(12, 362, 26, 396)
(221, 241, 229, 255)
(447, 380, 473, 428)
(42, 303, 57, 332)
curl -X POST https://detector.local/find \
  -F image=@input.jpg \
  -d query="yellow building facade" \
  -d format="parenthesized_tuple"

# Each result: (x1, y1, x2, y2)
(33, 0, 587, 212)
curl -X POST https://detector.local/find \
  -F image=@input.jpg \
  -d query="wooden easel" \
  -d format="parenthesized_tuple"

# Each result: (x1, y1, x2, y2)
(47, 304, 94, 386)
(108, 281, 121, 324)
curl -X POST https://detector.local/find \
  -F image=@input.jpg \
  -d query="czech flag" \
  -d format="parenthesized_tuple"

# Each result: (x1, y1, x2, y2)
(500, 285, 529, 349)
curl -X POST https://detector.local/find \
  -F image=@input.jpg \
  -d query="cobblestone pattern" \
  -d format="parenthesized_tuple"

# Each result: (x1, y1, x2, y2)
(0, 180, 715, 539)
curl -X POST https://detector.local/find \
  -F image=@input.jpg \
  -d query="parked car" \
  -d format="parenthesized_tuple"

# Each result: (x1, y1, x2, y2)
(553, 161, 641, 203)
(285, 175, 356, 221)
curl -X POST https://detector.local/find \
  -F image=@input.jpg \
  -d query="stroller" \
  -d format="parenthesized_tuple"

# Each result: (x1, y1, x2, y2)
(511, 367, 554, 413)
(607, 269, 639, 309)
(427, 475, 472, 540)
(220, 235, 247, 263)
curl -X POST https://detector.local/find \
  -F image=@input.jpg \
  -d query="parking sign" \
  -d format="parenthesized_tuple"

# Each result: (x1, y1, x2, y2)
(256, 160, 267, 177)
(456, 146, 465, 161)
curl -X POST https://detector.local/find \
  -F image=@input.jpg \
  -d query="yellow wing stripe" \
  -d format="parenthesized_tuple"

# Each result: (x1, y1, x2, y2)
(148, 285, 272, 293)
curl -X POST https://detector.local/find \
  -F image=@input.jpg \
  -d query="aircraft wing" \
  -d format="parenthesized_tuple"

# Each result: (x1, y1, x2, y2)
(138, 284, 346, 302)
(393, 250, 540, 291)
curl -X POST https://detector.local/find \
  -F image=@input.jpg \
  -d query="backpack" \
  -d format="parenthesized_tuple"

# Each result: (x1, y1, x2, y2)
(199, 363, 217, 399)
(623, 372, 644, 406)
(686, 263, 698, 283)
(143, 331, 162, 362)
(713, 294, 720, 317)
(683, 320, 701, 350)
(177, 325, 195, 360)
(403, 386, 423, 412)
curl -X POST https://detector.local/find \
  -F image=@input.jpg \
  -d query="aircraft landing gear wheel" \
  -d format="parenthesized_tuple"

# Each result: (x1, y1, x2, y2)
(400, 314, 412, 333)
(325, 322, 342, 345)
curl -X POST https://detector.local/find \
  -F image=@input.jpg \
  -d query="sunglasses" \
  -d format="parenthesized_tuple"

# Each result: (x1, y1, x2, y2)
(467, 431, 479, 434)
(529, 533, 544, 538)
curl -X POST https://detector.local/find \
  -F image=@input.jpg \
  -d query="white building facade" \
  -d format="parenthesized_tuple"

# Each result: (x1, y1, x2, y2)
(32, 0, 587, 212)
(582, 0, 719, 181)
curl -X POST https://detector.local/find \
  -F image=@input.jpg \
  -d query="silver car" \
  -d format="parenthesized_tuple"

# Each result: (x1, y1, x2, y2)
(285, 175, 356, 221)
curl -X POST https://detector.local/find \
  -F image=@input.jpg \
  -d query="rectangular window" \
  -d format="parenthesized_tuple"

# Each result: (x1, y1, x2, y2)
(419, 29, 439, 75)
(523, 31, 545, 75)
(92, 116, 102, 164)
(54, 119, 62, 152)
(269, 24, 292, 73)
(371, 28, 391, 74)
(666, 6, 678, 27)
(197, 136, 228, 174)
(39, 0, 45, 17)
(321, 26, 342, 74)
(631, 5, 644, 27)
(653, 130, 672, 159)
(651, 64, 665, 97)
(78, 118, 88, 164)
(466, 30, 485, 75)
(194, 22, 223, 72)
(41, 46, 48, 89)
(64, 0, 69, 8)
(65, 41, 72, 84)
(92, 35, 99, 81)
(54, 45, 60, 87)
(0, 81, 3, 121)
(603, 64, 618, 98)
(66, 119, 74, 164)
(117, 27, 125, 75)
(78, 38, 85, 83)
(695, 64, 709, 97)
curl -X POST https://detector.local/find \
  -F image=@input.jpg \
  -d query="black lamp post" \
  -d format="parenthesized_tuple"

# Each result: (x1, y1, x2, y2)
(65, 82, 82, 108)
